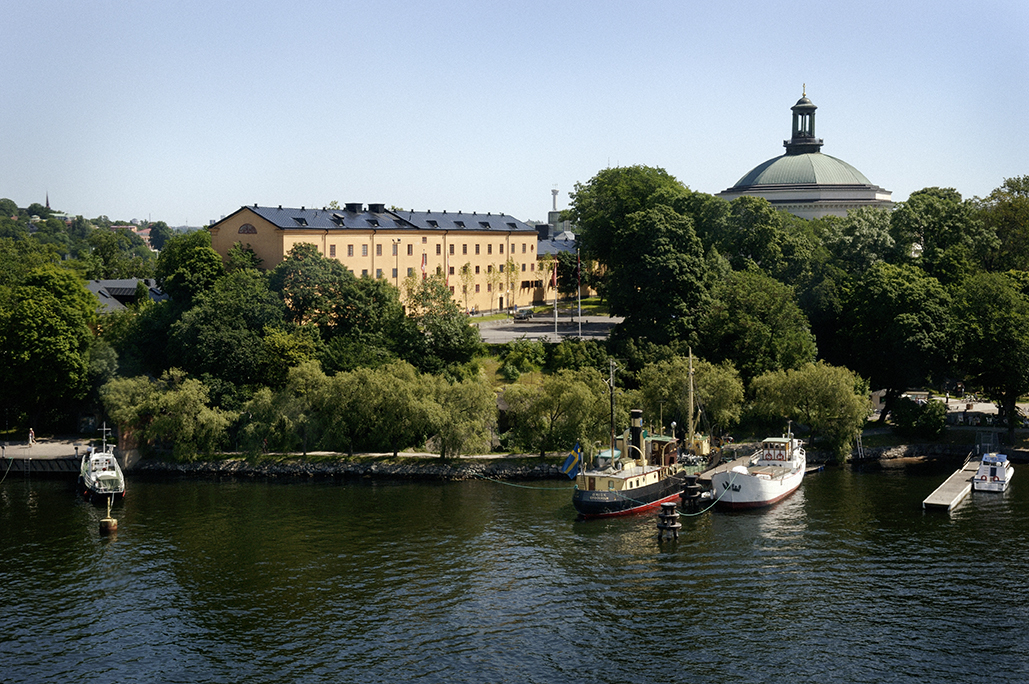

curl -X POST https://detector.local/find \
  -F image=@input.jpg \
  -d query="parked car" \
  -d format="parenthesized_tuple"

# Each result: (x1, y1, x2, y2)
(513, 308, 533, 321)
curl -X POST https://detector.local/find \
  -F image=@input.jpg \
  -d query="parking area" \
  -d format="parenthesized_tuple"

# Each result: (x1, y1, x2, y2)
(475, 315, 623, 344)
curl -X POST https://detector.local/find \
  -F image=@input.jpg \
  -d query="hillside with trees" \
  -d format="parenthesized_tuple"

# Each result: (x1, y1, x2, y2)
(2, 174, 1028, 462)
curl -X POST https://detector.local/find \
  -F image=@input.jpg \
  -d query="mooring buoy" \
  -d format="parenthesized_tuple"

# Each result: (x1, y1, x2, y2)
(99, 496, 118, 535)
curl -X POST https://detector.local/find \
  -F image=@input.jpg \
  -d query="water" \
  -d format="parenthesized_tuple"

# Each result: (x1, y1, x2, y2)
(2, 460, 1028, 683)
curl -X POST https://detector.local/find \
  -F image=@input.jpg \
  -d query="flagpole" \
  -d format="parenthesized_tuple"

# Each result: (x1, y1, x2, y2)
(577, 247, 581, 338)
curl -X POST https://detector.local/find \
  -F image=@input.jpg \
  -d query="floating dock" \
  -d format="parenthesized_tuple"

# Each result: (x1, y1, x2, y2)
(922, 457, 980, 511)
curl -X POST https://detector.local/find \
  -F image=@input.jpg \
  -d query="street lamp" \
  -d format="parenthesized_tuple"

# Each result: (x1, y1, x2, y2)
(392, 238, 401, 287)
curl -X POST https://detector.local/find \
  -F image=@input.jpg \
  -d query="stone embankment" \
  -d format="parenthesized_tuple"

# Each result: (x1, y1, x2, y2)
(133, 457, 567, 481)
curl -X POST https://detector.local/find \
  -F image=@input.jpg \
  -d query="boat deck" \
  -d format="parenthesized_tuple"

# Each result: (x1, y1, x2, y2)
(922, 458, 980, 511)
(698, 455, 751, 486)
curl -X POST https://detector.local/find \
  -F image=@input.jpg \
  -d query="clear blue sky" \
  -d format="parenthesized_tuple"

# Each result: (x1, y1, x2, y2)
(2, 0, 1026, 227)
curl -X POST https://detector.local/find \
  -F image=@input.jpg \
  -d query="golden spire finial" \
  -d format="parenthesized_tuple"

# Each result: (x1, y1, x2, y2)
(802, 83, 806, 97)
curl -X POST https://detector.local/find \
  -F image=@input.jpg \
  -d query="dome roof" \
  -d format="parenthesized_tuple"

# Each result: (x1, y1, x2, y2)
(731, 152, 872, 188)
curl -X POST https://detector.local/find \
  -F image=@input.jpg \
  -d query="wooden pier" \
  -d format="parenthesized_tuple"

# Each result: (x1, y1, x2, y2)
(698, 455, 751, 486)
(922, 457, 980, 511)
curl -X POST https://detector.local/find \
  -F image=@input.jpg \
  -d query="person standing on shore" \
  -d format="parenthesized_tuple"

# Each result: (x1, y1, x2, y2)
(28, 428, 35, 446)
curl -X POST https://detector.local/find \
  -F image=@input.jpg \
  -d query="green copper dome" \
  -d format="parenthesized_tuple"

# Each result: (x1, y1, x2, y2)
(732, 152, 872, 188)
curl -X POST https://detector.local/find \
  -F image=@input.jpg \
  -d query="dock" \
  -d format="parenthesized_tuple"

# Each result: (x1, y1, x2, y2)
(698, 455, 751, 486)
(922, 457, 980, 511)
(1, 442, 87, 477)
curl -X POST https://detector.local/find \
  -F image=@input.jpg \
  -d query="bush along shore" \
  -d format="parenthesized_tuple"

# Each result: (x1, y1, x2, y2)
(131, 456, 569, 482)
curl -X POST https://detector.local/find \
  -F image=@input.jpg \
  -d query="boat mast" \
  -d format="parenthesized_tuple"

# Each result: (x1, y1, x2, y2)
(608, 358, 616, 459)
(688, 348, 695, 451)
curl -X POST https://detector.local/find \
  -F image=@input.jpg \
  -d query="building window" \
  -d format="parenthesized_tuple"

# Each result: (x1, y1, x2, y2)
(407, 244, 413, 256)
(449, 244, 455, 255)
(487, 283, 492, 292)
(462, 244, 468, 255)
(392, 243, 398, 256)
(407, 267, 415, 276)
(347, 245, 354, 257)
(475, 244, 480, 255)
(531, 263, 535, 271)
(499, 264, 504, 272)
(376, 269, 383, 278)
(422, 236, 428, 244)
(449, 266, 455, 275)
(499, 244, 504, 254)
(522, 243, 527, 253)
(361, 269, 368, 277)
(376, 244, 382, 256)
(475, 284, 480, 293)
(521, 263, 526, 271)
(330, 245, 336, 257)
(530, 245, 534, 253)
(487, 244, 492, 255)
(392, 267, 398, 278)
(449, 286, 454, 293)
(487, 265, 493, 273)
(436, 244, 442, 255)
(436, 265, 442, 275)
(361, 245, 368, 257)
(475, 265, 480, 274)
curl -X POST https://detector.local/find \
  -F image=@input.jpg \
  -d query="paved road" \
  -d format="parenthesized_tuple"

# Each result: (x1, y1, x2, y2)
(475, 315, 623, 343)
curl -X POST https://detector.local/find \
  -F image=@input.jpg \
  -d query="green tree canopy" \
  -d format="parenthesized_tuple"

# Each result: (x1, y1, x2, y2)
(155, 230, 224, 308)
(504, 368, 610, 458)
(951, 272, 1029, 437)
(698, 268, 816, 382)
(980, 176, 1029, 272)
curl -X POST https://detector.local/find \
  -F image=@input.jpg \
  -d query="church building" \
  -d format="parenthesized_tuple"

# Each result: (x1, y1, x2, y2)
(718, 90, 892, 219)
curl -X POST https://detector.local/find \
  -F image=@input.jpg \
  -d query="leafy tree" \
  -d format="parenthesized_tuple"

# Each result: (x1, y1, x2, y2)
(155, 230, 224, 308)
(169, 270, 285, 386)
(891, 396, 947, 440)
(951, 273, 1029, 438)
(980, 176, 1029, 272)
(750, 361, 870, 460)
(0, 198, 18, 218)
(239, 361, 328, 455)
(404, 273, 481, 374)
(504, 368, 609, 458)
(571, 165, 690, 266)
(258, 327, 319, 388)
(225, 242, 263, 272)
(544, 338, 610, 374)
(498, 339, 546, 382)
(459, 262, 474, 311)
(0, 266, 98, 426)
(843, 263, 951, 420)
(821, 207, 901, 275)
(637, 355, 743, 439)
(891, 187, 996, 284)
(268, 243, 353, 328)
(148, 221, 173, 251)
(427, 374, 496, 458)
(604, 204, 708, 346)
(698, 269, 816, 382)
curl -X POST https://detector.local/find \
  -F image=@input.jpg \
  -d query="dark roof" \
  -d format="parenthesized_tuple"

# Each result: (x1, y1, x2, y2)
(86, 278, 167, 313)
(233, 205, 535, 234)
(537, 236, 578, 257)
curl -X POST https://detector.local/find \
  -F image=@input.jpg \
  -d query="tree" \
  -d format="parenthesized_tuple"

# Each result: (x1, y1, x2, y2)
(0, 266, 98, 426)
(570, 165, 690, 267)
(148, 221, 173, 251)
(698, 268, 816, 382)
(637, 355, 743, 439)
(750, 361, 870, 460)
(169, 270, 285, 386)
(951, 273, 1029, 438)
(890, 187, 996, 284)
(980, 176, 1029, 272)
(459, 262, 474, 311)
(268, 243, 354, 329)
(842, 263, 951, 420)
(604, 205, 708, 346)
(155, 230, 224, 308)
(821, 207, 901, 275)
(427, 374, 496, 458)
(404, 273, 481, 374)
(504, 368, 610, 458)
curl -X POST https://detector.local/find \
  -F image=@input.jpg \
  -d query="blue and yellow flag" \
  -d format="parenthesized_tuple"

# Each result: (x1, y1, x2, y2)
(561, 442, 582, 479)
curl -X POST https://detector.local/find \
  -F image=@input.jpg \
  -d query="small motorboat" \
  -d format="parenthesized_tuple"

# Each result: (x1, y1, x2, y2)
(973, 453, 1014, 492)
(78, 423, 125, 504)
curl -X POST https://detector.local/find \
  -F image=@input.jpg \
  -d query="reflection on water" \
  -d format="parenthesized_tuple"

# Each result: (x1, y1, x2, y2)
(2, 464, 1029, 683)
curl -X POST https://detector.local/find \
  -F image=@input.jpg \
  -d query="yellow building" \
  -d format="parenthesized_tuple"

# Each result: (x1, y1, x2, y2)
(208, 204, 551, 313)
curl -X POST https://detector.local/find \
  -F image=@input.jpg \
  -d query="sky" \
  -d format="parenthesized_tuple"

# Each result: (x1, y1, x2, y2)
(2, 0, 1027, 227)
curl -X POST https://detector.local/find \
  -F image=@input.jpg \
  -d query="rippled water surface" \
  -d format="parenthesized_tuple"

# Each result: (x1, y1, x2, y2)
(3, 460, 1028, 683)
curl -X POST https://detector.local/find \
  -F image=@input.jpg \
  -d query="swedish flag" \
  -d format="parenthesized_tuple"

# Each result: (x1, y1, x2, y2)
(561, 442, 582, 479)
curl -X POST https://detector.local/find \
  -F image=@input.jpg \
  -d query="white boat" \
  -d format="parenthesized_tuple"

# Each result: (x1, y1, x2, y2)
(711, 432, 805, 510)
(973, 453, 1014, 492)
(78, 424, 125, 504)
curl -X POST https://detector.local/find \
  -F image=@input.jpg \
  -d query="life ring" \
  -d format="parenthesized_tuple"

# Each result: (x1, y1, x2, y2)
(980, 475, 987, 480)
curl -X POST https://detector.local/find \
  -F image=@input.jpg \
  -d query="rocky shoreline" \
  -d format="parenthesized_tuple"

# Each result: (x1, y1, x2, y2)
(132, 457, 569, 482)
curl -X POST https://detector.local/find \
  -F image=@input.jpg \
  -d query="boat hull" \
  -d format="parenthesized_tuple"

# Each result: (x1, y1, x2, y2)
(972, 466, 1014, 492)
(573, 473, 686, 518)
(711, 467, 804, 510)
